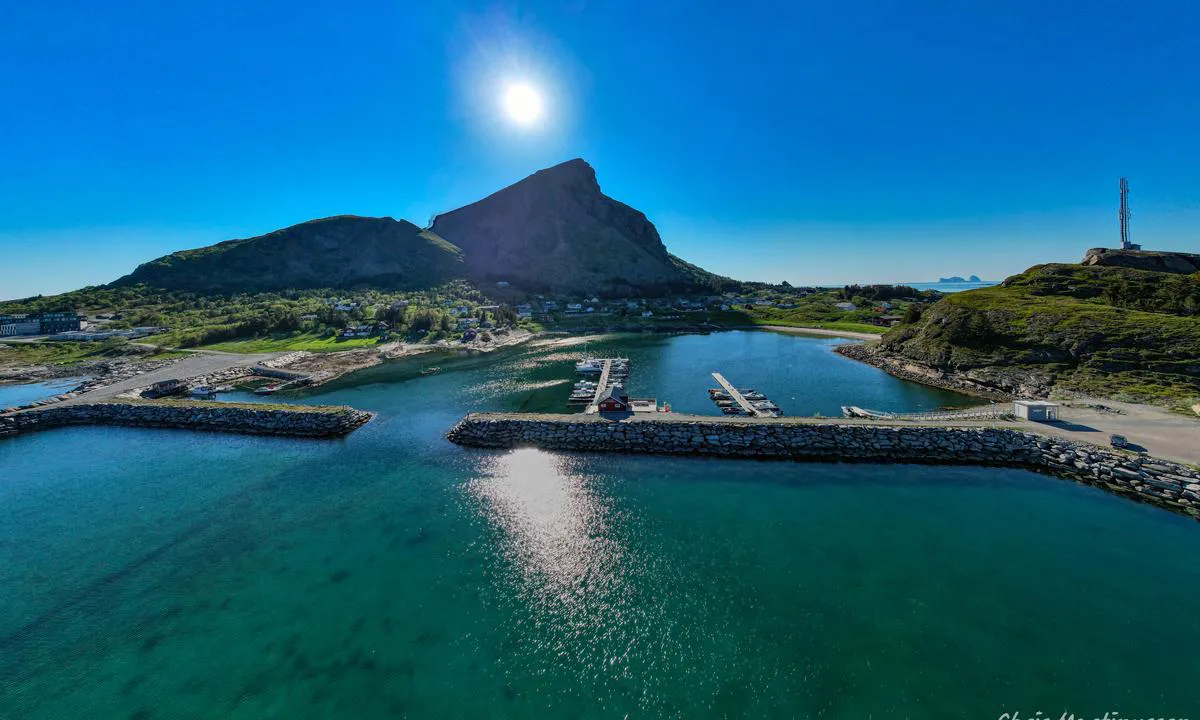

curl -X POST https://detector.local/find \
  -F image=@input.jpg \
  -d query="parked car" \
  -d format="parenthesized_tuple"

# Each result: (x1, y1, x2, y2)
(1109, 434, 1128, 449)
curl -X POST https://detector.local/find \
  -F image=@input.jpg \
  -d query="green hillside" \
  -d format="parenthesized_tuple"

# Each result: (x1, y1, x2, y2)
(879, 263, 1200, 404)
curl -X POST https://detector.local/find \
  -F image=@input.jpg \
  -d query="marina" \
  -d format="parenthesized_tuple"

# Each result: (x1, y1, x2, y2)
(709, 371, 784, 417)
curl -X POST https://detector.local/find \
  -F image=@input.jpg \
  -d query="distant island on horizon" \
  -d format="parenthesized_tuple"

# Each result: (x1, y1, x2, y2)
(935, 275, 983, 284)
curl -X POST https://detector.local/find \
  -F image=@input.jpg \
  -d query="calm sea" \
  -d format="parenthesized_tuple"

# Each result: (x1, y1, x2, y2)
(906, 280, 998, 292)
(2, 331, 1197, 718)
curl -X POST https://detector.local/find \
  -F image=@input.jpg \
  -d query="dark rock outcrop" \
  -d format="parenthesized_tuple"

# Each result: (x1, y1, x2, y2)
(1083, 248, 1200, 274)
(430, 159, 722, 294)
(113, 216, 464, 293)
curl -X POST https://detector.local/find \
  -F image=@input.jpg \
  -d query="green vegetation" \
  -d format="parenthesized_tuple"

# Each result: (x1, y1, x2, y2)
(0, 280, 493, 354)
(197, 332, 387, 354)
(0, 338, 161, 368)
(880, 263, 1200, 404)
(2, 278, 922, 356)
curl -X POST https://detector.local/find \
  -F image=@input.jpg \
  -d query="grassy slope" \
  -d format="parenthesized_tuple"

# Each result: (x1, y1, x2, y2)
(0, 341, 183, 368)
(880, 263, 1200, 405)
(196, 332, 386, 353)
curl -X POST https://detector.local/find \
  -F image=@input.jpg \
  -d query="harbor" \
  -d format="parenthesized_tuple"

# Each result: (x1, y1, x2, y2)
(708, 371, 783, 417)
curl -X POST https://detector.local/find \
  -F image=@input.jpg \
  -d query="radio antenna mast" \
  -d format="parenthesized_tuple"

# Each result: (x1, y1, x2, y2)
(1119, 178, 1133, 250)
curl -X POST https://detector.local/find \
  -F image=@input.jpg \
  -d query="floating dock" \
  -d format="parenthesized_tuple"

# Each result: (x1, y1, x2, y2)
(709, 372, 783, 418)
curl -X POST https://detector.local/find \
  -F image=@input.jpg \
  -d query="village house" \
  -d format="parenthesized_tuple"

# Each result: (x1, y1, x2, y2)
(867, 314, 904, 328)
(340, 324, 372, 339)
(835, 302, 857, 311)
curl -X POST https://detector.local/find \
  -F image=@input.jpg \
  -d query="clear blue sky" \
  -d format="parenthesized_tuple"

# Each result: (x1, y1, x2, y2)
(2, 0, 1198, 299)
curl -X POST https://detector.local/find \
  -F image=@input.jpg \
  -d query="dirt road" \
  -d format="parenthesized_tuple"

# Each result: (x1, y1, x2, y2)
(755, 325, 883, 341)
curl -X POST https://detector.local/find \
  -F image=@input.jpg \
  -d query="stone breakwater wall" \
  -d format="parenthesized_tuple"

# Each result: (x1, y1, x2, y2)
(0, 403, 373, 440)
(447, 415, 1200, 519)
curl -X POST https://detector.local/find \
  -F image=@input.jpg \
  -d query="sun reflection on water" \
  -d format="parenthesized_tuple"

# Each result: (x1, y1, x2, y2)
(470, 449, 622, 606)
(467, 449, 650, 676)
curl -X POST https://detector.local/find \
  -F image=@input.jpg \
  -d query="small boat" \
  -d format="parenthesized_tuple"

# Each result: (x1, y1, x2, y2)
(254, 385, 280, 396)
(576, 358, 604, 374)
(190, 386, 215, 397)
(420, 367, 442, 376)
(214, 385, 234, 393)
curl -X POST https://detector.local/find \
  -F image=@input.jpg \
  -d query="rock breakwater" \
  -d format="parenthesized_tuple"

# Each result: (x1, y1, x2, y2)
(1, 402, 373, 440)
(447, 414, 1200, 519)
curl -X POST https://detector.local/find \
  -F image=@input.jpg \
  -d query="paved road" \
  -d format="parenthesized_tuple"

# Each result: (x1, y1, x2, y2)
(54, 350, 283, 406)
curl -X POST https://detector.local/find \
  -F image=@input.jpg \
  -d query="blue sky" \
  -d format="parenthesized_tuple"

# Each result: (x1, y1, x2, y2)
(2, 1, 1198, 299)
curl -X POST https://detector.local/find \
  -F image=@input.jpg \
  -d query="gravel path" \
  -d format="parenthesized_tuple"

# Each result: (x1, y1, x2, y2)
(53, 349, 283, 406)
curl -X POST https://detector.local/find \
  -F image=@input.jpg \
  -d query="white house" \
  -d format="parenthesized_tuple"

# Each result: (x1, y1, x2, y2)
(835, 302, 857, 311)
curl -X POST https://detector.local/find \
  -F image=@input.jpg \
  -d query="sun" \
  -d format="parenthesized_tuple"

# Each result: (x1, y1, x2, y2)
(503, 82, 544, 125)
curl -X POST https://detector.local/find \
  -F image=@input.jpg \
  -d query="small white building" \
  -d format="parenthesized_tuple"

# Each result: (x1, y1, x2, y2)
(835, 302, 857, 311)
(1013, 400, 1060, 422)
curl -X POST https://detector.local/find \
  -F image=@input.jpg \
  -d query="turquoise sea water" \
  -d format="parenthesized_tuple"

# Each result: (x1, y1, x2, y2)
(0, 377, 84, 409)
(2, 331, 1198, 718)
(906, 281, 998, 293)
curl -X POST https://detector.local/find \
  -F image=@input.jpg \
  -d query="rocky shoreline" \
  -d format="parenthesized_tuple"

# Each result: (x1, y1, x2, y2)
(833, 344, 1033, 400)
(447, 413, 1200, 520)
(1, 402, 374, 440)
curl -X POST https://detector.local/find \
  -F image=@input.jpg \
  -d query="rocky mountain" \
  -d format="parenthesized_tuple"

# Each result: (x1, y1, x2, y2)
(430, 159, 724, 294)
(111, 160, 728, 296)
(843, 257, 1200, 405)
(113, 216, 464, 293)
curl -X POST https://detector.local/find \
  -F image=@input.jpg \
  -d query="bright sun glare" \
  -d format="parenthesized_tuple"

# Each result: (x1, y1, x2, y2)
(503, 82, 544, 125)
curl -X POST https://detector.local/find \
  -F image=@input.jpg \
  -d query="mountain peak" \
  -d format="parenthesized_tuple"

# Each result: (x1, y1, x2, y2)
(429, 160, 706, 293)
(533, 158, 597, 185)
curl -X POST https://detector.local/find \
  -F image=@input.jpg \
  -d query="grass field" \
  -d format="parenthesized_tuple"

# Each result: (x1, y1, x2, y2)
(197, 332, 387, 353)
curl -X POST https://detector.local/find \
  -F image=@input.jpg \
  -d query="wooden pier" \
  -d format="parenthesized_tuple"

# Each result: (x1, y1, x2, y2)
(711, 372, 765, 418)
